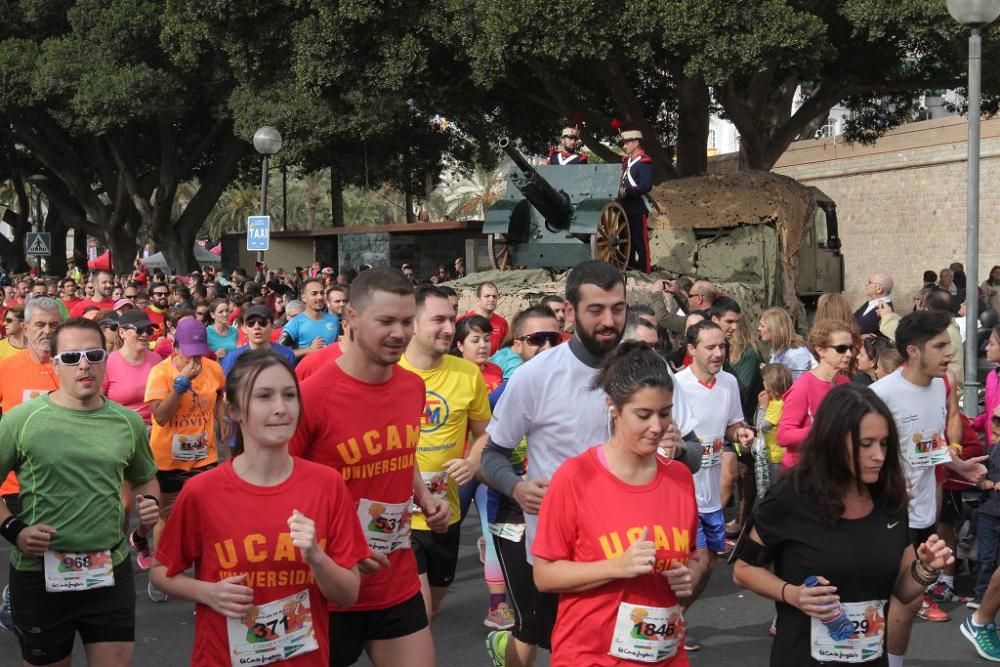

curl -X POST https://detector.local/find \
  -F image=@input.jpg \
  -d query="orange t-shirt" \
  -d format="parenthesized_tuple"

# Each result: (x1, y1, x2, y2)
(144, 356, 225, 472)
(0, 350, 60, 495)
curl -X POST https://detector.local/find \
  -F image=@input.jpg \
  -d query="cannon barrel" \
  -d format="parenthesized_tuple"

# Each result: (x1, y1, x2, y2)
(497, 139, 573, 229)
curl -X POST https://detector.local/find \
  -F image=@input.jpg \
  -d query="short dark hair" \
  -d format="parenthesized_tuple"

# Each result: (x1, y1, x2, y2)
(630, 304, 655, 318)
(923, 270, 938, 284)
(685, 319, 722, 348)
(326, 284, 348, 298)
(452, 315, 492, 355)
(922, 288, 953, 314)
(415, 285, 451, 312)
(349, 268, 414, 311)
(512, 305, 558, 338)
(539, 295, 565, 308)
(709, 297, 741, 320)
(476, 282, 498, 297)
(895, 310, 952, 359)
(565, 260, 625, 307)
(301, 278, 324, 293)
(51, 317, 105, 356)
(438, 285, 457, 298)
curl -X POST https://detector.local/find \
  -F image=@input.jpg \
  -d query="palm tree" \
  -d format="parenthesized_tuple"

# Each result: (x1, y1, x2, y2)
(437, 166, 507, 219)
(202, 185, 260, 240)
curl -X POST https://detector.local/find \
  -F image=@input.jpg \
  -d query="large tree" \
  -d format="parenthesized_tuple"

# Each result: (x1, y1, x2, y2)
(0, 0, 247, 273)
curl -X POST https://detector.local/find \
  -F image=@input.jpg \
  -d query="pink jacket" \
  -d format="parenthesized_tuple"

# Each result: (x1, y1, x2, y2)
(776, 371, 849, 469)
(973, 369, 1000, 448)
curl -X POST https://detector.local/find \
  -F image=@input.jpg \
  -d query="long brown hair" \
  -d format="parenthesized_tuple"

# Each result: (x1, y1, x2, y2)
(225, 349, 302, 456)
(792, 384, 907, 523)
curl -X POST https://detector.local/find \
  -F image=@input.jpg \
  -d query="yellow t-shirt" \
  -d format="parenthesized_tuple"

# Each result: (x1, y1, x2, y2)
(398, 354, 491, 529)
(764, 399, 784, 464)
(0, 338, 26, 361)
(144, 355, 225, 472)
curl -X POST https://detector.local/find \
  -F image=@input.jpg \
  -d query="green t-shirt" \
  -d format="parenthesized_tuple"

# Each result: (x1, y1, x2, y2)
(0, 395, 157, 571)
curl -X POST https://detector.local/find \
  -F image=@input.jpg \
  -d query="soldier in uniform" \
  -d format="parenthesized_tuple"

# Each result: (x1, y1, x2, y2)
(547, 127, 588, 165)
(617, 130, 655, 273)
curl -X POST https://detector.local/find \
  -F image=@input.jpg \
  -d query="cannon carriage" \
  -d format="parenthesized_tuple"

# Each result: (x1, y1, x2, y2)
(483, 139, 633, 270)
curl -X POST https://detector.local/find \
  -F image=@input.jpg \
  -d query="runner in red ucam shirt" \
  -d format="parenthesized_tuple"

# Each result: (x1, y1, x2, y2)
(289, 268, 449, 667)
(532, 342, 702, 666)
(151, 350, 368, 666)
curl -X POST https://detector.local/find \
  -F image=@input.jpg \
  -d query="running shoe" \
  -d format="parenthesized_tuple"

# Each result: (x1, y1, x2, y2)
(917, 597, 949, 622)
(147, 581, 168, 603)
(486, 629, 509, 667)
(970, 598, 983, 610)
(478, 536, 487, 565)
(684, 633, 701, 651)
(928, 581, 972, 603)
(484, 602, 515, 630)
(961, 615, 1000, 661)
(0, 585, 12, 631)
(129, 529, 153, 570)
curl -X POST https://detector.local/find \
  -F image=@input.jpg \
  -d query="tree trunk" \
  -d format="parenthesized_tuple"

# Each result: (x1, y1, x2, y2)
(405, 190, 415, 224)
(158, 231, 197, 274)
(45, 207, 68, 277)
(675, 75, 710, 177)
(331, 165, 345, 227)
(72, 234, 88, 270)
(104, 225, 137, 276)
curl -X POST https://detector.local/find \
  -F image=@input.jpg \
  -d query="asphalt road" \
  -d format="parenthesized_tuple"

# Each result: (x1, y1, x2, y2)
(0, 507, 990, 666)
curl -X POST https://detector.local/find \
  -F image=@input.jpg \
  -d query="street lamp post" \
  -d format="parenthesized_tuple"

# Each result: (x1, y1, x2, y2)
(946, 0, 1000, 414)
(252, 126, 283, 264)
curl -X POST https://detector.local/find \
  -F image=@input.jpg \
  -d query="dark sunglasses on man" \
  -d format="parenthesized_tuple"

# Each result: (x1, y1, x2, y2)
(244, 317, 270, 329)
(516, 331, 562, 347)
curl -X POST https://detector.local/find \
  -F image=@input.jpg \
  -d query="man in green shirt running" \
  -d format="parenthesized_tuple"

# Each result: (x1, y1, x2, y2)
(0, 317, 160, 667)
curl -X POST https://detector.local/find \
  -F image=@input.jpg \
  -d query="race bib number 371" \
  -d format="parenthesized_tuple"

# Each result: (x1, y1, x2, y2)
(226, 590, 319, 667)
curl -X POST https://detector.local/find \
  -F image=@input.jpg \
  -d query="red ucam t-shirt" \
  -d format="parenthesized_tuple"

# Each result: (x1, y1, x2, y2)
(532, 447, 698, 667)
(154, 458, 369, 667)
(293, 342, 343, 382)
(289, 361, 424, 611)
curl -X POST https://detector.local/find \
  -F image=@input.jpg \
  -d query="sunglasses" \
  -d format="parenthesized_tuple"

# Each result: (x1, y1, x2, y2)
(54, 348, 107, 365)
(516, 331, 562, 347)
(244, 317, 270, 328)
(152, 291, 169, 297)
(828, 344, 853, 354)
(99, 320, 119, 331)
(126, 325, 156, 336)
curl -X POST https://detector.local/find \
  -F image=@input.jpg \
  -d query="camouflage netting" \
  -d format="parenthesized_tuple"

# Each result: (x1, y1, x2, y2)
(648, 170, 814, 320)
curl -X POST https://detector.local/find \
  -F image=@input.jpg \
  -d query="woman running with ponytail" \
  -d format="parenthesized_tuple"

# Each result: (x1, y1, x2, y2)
(150, 350, 369, 665)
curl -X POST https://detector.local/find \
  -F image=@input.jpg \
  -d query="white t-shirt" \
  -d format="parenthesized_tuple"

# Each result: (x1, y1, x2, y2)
(488, 341, 695, 561)
(674, 368, 744, 513)
(870, 369, 948, 530)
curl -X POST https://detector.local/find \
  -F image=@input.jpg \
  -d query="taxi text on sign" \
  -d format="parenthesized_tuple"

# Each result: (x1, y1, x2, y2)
(247, 216, 270, 252)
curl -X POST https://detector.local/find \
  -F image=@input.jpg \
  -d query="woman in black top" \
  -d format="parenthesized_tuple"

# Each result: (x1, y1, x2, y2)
(733, 384, 954, 665)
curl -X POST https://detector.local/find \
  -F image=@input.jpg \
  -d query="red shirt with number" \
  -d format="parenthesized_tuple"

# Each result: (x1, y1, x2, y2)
(532, 446, 697, 667)
(289, 361, 424, 611)
(155, 458, 369, 666)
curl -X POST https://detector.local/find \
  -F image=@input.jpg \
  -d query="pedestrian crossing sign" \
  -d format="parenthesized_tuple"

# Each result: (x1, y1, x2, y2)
(25, 232, 51, 257)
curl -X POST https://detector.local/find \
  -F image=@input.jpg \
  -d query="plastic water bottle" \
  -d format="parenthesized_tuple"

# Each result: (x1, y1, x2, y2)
(804, 575, 854, 641)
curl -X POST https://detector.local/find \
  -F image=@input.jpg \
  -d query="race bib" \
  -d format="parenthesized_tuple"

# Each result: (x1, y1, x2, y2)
(609, 601, 684, 663)
(902, 431, 950, 468)
(412, 471, 449, 513)
(488, 522, 526, 542)
(172, 433, 209, 461)
(226, 590, 318, 666)
(22, 388, 46, 403)
(809, 599, 887, 663)
(357, 497, 412, 555)
(43, 550, 114, 593)
(699, 436, 724, 468)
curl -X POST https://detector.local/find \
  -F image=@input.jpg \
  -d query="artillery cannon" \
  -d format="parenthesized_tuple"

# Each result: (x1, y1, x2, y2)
(483, 139, 632, 270)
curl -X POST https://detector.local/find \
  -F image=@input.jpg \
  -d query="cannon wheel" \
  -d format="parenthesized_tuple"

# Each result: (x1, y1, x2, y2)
(591, 202, 631, 270)
(488, 233, 512, 271)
